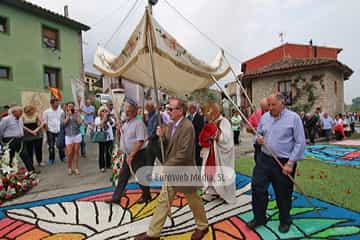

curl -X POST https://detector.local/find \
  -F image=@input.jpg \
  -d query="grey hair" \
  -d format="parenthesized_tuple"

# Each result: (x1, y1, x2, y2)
(170, 97, 187, 116)
(188, 101, 198, 109)
(9, 106, 23, 113)
(272, 92, 286, 104)
(125, 102, 138, 112)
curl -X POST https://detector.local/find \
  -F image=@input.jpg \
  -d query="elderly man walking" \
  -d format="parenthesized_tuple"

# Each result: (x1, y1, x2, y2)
(135, 98, 209, 240)
(0, 106, 35, 172)
(106, 100, 151, 204)
(247, 93, 305, 234)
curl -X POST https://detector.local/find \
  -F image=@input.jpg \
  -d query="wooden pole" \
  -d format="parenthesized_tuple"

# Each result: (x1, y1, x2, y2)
(146, 6, 173, 222)
(146, 8, 165, 167)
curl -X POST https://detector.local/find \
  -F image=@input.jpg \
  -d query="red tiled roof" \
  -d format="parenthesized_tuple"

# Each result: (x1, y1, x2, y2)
(1, 0, 90, 31)
(242, 43, 342, 64)
(240, 57, 353, 80)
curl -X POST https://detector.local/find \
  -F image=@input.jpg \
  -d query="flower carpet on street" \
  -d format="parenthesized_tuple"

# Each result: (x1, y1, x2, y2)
(305, 144, 360, 167)
(0, 174, 359, 240)
(331, 140, 360, 146)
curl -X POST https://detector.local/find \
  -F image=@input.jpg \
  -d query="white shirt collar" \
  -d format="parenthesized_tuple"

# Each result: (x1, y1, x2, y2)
(174, 116, 184, 127)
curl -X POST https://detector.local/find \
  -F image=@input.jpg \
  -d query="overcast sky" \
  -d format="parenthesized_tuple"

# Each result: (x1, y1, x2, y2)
(28, 0, 360, 103)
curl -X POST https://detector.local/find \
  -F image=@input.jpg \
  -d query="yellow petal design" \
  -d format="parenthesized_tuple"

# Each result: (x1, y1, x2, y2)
(42, 233, 86, 240)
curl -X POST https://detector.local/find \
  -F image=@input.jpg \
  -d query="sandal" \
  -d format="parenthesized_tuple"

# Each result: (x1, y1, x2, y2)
(68, 168, 73, 175)
(74, 169, 80, 175)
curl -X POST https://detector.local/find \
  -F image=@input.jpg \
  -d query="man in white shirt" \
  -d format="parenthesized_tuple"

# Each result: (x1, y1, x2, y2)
(42, 99, 65, 165)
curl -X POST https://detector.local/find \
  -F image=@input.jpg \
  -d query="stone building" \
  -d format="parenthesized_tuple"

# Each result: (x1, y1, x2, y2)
(84, 72, 102, 92)
(237, 43, 353, 116)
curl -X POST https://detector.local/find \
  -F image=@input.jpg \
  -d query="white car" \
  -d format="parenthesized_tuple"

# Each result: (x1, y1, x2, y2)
(95, 93, 111, 104)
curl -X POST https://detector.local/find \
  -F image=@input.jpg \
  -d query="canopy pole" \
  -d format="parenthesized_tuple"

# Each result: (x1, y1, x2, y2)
(223, 54, 256, 112)
(146, 8, 165, 165)
(210, 75, 322, 217)
(146, 6, 174, 222)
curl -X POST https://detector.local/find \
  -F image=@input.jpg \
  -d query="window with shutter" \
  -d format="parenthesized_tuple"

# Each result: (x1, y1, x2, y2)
(278, 80, 292, 105)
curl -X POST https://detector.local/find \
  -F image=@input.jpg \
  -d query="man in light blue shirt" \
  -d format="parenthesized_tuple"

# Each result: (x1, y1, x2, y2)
(81, 98, 95, 125)
(247, 93, 305, 234)
(80, 98, 95, 157)
(320, 112, 334, 141)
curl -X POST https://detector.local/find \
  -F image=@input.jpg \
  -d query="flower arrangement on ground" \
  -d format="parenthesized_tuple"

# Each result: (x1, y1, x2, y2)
(0, 144, 39, 205)
(110, 144, 124, 186)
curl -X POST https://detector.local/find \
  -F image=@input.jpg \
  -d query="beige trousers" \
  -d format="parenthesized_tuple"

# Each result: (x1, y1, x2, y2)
(147, 185, 209, 237)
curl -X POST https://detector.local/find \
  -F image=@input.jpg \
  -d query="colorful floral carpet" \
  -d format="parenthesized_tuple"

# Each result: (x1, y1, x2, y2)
(0, 174, 359, 240)
(305, 144, 360, 167)
(331, 140, 360, 146)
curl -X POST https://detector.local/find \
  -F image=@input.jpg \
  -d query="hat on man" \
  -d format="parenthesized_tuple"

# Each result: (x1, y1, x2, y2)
(124, 97, 138, 108)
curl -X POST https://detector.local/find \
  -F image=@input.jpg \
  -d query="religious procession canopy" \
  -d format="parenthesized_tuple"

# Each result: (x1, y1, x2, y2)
(94, 8, 230, 95)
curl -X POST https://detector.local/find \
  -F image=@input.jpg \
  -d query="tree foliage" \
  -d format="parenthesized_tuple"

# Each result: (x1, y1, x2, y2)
(350, 97, 360, 111)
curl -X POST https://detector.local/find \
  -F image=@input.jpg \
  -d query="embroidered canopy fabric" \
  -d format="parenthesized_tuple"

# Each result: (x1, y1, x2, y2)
(93, 8, 230, 95)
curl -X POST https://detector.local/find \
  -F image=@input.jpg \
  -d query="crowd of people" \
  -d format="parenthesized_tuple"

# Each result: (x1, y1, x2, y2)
(300, 108, 358, 144)
(0, 93, 359, 239)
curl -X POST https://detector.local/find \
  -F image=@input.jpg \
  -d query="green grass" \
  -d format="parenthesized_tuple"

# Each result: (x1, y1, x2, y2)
(236, 154, 360, 212)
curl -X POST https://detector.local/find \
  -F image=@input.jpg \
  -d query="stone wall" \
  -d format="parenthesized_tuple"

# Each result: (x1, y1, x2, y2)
(250, 68, 346, 116)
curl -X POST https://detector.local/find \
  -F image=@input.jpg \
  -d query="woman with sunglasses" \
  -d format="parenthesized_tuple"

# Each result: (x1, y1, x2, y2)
(62, 102, 82, 175)
(94, 106, 115, 172)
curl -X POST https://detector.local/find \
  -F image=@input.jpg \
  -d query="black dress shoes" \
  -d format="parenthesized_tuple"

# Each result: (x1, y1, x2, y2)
(246, 219, 266, 229)
(278, 222, 291, 233)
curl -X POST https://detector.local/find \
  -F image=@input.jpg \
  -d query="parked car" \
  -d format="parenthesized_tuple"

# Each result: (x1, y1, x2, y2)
(95, 93, 111, 104)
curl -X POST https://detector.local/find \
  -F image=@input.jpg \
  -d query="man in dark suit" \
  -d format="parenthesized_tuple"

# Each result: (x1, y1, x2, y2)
(188, 102, 205, 167)
(135, 98, 209, 240)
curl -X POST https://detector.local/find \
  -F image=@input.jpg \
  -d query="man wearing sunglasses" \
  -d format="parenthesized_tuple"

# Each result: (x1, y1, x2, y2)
(135, 98, 209, 240)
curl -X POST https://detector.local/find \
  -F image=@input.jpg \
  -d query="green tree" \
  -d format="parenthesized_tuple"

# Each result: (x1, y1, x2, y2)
(350, 96, 360, 111)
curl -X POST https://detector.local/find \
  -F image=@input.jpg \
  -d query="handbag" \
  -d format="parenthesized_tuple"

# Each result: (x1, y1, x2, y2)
(90, 129, 108, 143)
